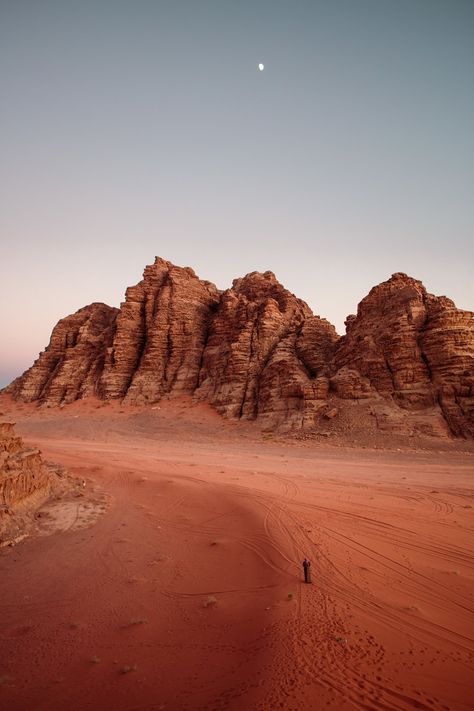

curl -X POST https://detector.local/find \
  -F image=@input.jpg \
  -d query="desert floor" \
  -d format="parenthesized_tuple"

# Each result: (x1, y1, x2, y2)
(0, 398, 473, 711)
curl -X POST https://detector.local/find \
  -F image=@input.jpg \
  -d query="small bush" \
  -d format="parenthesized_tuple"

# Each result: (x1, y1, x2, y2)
(119, 664, 137, 675)
(124, 618, 148, 627)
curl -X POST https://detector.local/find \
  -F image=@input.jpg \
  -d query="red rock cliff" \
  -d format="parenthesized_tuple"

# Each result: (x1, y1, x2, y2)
(99, 258, 220, 403)
(331, 273, 474, 437)
(8, 303, 119, 405)
(5, 262, 473, 438)
(195, 271, 338, 427)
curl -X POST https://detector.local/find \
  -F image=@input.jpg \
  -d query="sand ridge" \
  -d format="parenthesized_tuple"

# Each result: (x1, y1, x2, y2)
(0, 398, 473, 710)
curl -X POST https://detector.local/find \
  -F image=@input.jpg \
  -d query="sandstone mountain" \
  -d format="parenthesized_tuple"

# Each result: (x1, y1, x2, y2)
(5, 258, 474, 439)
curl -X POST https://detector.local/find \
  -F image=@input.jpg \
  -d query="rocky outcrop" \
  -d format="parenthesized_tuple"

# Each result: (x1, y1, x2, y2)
(8, 303, 119, 405)
(5, 261, 473, 439)
(333, 274, 434, 406)
(0, 422, 53, 544)
(329, 367, 374, 399)
(331, 273, 474, 437)
(421, 296, 474, 437)
(195, 271, 338, 426)
(100, 258, 220, 403)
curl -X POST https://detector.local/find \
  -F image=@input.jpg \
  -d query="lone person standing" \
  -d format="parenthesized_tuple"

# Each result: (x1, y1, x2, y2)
(303, 558, 312, 584)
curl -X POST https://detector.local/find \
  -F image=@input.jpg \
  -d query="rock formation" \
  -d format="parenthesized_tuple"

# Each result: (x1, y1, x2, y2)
(332, 273, 474, 438)
(99, 258, 220, 403)
(0, 422, 53, 544)
(10, 303, 119, 406)
(5, 260, 474, 439)
(421, 295, 474, 438)
(195, 270, 338, 428)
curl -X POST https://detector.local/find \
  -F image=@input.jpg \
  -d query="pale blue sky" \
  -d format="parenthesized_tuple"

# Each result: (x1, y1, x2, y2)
(1, 0, 473, 386)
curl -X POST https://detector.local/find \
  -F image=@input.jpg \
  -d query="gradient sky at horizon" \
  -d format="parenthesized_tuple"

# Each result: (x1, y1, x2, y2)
(1, 0, 473, 387)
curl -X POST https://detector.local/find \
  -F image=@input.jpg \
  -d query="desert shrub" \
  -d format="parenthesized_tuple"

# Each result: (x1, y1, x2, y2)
(125, 618, 148, 626)
(119, 664, 137, 675)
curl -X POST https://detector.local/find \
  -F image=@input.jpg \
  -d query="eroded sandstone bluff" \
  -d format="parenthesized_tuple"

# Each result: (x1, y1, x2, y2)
(0, 422, 54, 544)
(6, 258, 474, 438)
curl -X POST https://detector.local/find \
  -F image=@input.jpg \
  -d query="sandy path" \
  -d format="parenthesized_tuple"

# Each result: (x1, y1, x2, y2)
(0, 403, 473, 710)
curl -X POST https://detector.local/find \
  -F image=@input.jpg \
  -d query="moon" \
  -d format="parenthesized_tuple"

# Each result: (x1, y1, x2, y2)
(258, 63, 264, 71)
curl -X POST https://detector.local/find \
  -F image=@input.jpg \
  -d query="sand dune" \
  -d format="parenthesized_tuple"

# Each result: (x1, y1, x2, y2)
(0, 399, 473, 710)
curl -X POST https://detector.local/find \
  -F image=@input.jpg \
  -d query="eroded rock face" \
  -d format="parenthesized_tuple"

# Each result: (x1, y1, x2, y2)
(5, 261, 474, 438)
(331, 273, 474, 437)
(0, 422, 52, 544)
(421, 296, 474, 437)
(194, 271, 339, 427)
(333, 274, 435, 407)
(8, 303, 119, 405)
(99, 258, 220, 403)
(255, 315, 339, 429)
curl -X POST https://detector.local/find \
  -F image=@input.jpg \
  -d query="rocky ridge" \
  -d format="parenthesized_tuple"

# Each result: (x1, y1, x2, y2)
(5, 259, 474, 439)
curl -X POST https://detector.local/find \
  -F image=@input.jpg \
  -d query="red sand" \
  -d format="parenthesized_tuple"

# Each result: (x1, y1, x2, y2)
(1, 398, 473, 710)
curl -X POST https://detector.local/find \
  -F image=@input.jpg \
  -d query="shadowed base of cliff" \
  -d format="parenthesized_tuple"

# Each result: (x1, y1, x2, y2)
(287, 397, 459, 449)
(0, 394, 473, 711)
(2, 391, 472, 455)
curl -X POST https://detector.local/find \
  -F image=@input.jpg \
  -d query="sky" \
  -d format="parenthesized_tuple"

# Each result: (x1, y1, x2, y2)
(1, 0, 473, 387)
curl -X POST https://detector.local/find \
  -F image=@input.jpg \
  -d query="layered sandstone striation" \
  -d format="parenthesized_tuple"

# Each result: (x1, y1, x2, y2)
(195, 271, 338, 427)
(99, 258, 220, 403)
(0, 422, 53, 544)
(9, 303, 119, 405)
(332, 273, 474, 438)
(5, 260, 474, 438)
(421, 296, 474, 437)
